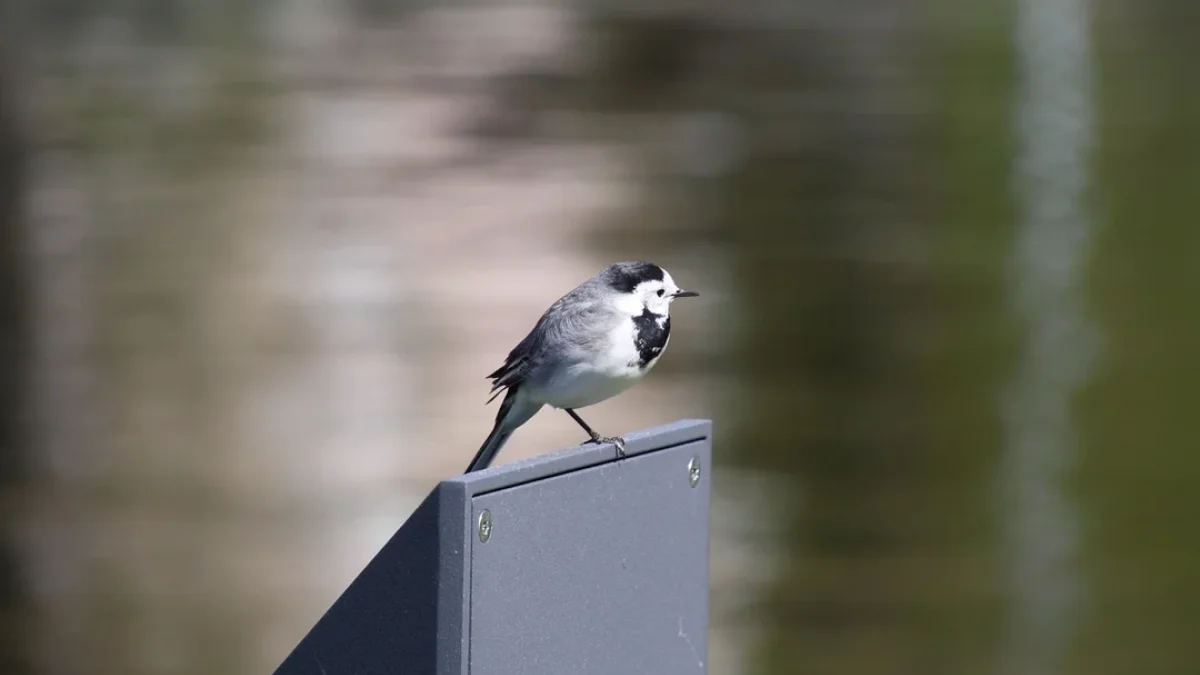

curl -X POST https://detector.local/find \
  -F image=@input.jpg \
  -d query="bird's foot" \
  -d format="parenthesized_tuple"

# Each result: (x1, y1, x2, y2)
(584, 435, 627, 457)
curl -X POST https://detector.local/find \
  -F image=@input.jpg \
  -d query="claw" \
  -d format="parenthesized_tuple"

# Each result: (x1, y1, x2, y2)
(601, 436, 626, 457)
(583, 435, 627, 457)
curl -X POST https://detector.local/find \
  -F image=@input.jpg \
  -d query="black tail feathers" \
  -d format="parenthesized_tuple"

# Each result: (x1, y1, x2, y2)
(464, 388, 519, 473)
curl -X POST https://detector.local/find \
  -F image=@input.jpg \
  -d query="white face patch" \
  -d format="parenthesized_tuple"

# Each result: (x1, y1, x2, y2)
(642, 271, 680, 315)
(609, 268, 681, 316)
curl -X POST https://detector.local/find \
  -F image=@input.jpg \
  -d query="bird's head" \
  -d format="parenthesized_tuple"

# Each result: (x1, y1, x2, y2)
(601, 261, 699, 316)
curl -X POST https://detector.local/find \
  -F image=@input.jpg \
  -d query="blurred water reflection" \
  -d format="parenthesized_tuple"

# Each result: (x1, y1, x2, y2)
(1001, 0, 1094, 673)
(3, 1, 1199, 674)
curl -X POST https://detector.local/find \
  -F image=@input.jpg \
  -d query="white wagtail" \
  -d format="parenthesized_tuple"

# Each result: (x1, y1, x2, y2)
(464, 261, 698, 473)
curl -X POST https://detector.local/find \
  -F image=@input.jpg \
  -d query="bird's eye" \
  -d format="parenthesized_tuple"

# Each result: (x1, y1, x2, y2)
(656, 289, 665, 297)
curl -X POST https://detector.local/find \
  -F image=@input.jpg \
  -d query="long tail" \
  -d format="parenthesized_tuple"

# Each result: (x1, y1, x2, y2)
(464, 387, 541, 473)
(465, 422, 514, 474)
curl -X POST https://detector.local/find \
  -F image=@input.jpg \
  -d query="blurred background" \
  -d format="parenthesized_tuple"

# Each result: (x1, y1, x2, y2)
(2, 0, 1198, 673)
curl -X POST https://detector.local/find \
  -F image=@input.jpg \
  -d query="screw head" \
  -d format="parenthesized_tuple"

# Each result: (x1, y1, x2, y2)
(688, 457, 701, 487)
(478, 510, 493, 543)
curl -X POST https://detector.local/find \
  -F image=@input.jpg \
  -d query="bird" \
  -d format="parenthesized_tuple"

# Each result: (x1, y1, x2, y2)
(464, 261, 698, 473)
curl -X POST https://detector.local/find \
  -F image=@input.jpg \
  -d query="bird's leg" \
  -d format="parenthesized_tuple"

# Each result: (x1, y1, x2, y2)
(563, 409, 626, 457)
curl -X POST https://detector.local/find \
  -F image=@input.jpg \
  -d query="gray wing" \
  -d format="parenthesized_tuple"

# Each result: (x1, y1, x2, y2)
(485, 285, 613, 402)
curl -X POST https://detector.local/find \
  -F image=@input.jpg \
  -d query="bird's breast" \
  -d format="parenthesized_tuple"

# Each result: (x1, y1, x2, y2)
(631, 308, 671, 369)
(535, 310, 671, 409)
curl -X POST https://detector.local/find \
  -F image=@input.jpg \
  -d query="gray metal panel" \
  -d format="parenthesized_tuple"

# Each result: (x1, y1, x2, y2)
(273, 486, 455, 675)
(272, 419, 712, 675)
(437, 480, 472, 675)
(466, 439, 711, 675)
(449, 418, 712, 496)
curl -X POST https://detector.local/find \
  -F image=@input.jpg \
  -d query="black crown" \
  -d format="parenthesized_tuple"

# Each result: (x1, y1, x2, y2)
(601, 261, 665, 293)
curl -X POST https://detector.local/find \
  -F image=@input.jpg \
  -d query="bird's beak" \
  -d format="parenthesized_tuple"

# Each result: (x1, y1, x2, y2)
(672, 289, 699, 299)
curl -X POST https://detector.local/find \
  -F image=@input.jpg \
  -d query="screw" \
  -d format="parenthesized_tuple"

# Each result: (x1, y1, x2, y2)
(688, 457, 701, 488)
(478, 510, 492, 543)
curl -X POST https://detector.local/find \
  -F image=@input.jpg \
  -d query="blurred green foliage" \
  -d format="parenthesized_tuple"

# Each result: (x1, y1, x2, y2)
(587, 0, 1200, 673)
(0, 61, 33, 675)
(8, 3, 271, 674)
(1072, 2, 1200, 673)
